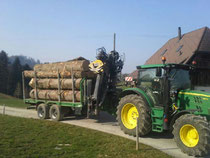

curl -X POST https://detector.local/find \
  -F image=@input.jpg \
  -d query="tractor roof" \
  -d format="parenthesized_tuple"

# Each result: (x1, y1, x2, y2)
(137, 63, 191, 69)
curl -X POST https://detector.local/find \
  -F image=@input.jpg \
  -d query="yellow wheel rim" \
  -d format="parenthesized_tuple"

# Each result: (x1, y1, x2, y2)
(121, 103, 139, 129)
(180, 124, 199, 147)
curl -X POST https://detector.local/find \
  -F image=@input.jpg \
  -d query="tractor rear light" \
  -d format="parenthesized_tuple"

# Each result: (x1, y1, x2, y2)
(164, 118, 168, 122)
(192, 61, 197, 65)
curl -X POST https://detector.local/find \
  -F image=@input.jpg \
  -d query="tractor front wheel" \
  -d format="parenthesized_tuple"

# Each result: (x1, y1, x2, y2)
(173, 114, 210, 156)
(117, 94, 151, 136)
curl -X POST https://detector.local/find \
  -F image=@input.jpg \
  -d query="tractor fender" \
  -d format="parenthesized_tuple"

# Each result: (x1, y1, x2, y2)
(169, 109, 203, 131)
(119, 88, 153, 108)
(169, 110, 191, 131)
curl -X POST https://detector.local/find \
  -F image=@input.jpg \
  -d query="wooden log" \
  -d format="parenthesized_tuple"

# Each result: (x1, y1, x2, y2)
(24, 70, 95, 78)
(29, 78, 82, 90)
(29, 89, 81, 102)
(34, 60, 90, 72)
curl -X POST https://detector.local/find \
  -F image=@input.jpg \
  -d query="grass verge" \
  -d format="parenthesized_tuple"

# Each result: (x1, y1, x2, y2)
(0, 115, 171, 158)
(0, 93, 27, 108)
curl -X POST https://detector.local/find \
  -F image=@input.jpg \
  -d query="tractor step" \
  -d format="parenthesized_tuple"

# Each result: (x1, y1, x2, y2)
(151, 107, 164, 132)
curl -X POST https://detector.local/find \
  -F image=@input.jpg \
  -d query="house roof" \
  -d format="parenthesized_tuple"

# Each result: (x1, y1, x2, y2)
(145, 27, 210, 65)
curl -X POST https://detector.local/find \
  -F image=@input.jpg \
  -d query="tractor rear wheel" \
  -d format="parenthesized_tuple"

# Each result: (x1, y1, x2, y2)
(117, 94, 152, 136)
(49, 104, 64, 121)
(37, 103, 49, 119)
(173, 114, 210, 156)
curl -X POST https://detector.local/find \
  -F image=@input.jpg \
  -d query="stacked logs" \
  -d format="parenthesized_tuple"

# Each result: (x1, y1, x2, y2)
(24, 58, 95, 102)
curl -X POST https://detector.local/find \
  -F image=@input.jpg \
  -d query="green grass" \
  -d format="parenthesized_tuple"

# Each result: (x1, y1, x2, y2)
(0, 115, 171, 158)
(0, 93, 28, 108)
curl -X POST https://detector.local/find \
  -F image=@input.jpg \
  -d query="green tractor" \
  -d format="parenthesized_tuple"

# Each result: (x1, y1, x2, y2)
(117, 62, 210, 156)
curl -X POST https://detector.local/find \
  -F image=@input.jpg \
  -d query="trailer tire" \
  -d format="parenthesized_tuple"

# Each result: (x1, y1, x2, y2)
(117, 94, 151, 136)
(37, 103, 49, 119)
(49, 104, 63, 121)
(173, 114, 210, 156)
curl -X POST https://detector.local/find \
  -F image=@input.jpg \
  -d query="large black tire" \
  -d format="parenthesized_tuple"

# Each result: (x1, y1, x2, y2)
(37, 103, 49, 119)
(49, 104, 64, 121)
(173, 114, 210, 156)
(117, 94, 152, 136)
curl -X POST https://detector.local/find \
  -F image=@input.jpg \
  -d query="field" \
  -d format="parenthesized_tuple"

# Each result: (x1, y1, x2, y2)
(0, 115, 171, 158)
(0, 93, 28, 108)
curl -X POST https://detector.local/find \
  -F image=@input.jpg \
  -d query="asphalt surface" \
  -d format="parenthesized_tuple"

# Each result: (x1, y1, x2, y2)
(0, 106, 206, 158)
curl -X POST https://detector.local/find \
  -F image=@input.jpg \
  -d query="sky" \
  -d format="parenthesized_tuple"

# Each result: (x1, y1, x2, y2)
(0, 0, 210, 73)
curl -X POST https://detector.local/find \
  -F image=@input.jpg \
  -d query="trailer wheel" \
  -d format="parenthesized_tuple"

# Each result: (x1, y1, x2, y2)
(37, 103, 49, 119)
(117, 94, 151, 136)
(49, 104, 63, 121)
(173, 114, 210, 156)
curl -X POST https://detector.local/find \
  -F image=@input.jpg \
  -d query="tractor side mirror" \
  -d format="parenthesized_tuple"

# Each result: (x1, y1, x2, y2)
(156, 67, 162, 77)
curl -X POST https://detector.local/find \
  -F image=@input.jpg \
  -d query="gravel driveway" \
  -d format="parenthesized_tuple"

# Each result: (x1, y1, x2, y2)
(0, 106, 199, 158)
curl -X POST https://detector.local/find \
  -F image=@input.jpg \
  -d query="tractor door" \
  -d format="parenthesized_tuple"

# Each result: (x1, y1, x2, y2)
(169, 68, 191, 91)
(138, 68, 164, 106)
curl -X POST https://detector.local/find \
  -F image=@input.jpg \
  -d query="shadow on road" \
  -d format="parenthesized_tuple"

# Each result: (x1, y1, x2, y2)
(145, 131, 174, 139)
(62, 110, 174, 140)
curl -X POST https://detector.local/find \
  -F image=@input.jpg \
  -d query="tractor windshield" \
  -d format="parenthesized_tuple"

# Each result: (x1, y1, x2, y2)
(138, 68, 157, 88)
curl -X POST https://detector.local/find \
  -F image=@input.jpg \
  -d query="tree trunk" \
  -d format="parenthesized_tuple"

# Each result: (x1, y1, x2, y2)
(29, 89, 81, 102)
(29, 78, 82, 90)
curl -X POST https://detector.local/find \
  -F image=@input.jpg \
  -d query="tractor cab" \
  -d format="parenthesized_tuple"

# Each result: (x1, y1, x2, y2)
(136, 63, 192, 107)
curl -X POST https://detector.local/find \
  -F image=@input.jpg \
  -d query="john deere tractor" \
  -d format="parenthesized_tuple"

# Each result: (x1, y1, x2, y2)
(117, 61, 210, 156)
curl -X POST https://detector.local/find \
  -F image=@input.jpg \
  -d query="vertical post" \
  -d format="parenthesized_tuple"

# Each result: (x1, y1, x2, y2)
(113, 33, 116, 51)
(71, 68, 75, 103)
(83, 79, 86, 105)
(3, 104, 5, 115)
(57, 70, 61, 103)
(136, 117, 139, 150)
(22, 72, 26, 101)
(86, 80, 92, 119)
(34, 71, 38, 100)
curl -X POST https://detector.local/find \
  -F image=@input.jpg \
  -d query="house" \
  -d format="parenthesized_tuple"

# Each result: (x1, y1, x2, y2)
(145, 27, 210, 67)
(128, 27, 210, 80)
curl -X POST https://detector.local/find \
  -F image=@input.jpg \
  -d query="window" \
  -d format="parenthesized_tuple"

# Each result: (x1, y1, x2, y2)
(176, 45, 183, 52)
(169, 69, 191, 90)
(138, 68, 159, 88)
(160, 49, 167, 56)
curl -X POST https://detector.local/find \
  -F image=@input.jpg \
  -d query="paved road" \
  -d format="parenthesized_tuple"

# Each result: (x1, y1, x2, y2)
(0, 106, 200, 158)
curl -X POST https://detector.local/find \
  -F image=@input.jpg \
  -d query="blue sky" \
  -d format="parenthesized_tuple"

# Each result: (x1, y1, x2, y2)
(0, 0, 210, 73)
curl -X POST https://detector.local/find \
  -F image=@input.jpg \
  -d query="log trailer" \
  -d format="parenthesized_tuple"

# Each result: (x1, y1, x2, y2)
(23, 50, 210, 156)
(22, 47, 124, 120)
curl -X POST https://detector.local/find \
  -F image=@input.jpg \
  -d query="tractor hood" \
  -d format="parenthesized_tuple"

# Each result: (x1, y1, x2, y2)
(178, 90, 210, 99)
(177, 90, 210, 120)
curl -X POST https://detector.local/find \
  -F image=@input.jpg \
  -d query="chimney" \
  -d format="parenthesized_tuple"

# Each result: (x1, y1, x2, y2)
(178, 27, 182, 40)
